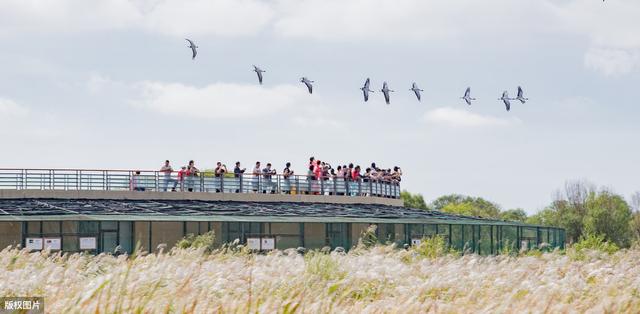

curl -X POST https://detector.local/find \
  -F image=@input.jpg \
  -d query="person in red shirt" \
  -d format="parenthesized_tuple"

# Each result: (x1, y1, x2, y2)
(351, 165, 361, 181)
(177, 166, 187, 191)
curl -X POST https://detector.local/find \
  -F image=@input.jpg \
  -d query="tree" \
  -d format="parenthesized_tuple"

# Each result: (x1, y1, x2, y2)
(583, 190, 632, 247)
(528, 181, 634, 247)
(432, 194, 501, 219)
(401, 190, 429, 210)
(500, 208, 528, 222)
(629, 191, 640, 243)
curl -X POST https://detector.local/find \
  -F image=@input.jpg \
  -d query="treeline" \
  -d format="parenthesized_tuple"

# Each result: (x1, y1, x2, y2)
(402, 180, 640, 248)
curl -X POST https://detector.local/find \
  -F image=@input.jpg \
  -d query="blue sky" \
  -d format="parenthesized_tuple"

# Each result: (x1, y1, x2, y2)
(0, 0, 638, 213)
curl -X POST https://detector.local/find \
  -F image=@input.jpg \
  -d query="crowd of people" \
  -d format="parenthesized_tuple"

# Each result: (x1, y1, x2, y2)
(131, 158, 402, 195)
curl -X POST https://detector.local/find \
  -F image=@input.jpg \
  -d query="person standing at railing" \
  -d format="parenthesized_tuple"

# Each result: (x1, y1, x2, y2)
(282, 162, 294, 194)
(305, 164, 315, 195)
(262, 163, 276, 194)
(233, 161, 245, 193)
(186, 160, 199, 192)
(131, 171, 146, 191)
(252, 162, 261, 192)
(350, 165, 361, 196)
(214, 162, 227, 193)
(177, 166, 186, 191)
(160, 160, 176, 192)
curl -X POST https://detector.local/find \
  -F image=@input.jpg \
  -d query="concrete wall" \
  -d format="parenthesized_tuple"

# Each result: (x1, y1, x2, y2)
(0, 189, 403, 207)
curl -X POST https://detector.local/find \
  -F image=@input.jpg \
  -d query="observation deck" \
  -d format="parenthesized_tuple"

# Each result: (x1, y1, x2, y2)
(0, 168, 403, 206)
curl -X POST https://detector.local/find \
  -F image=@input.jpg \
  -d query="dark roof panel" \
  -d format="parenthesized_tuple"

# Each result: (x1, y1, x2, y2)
(0, 199, 546, 227)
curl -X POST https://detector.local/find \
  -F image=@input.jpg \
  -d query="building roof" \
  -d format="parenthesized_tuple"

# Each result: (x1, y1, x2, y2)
(0, 199, 555, 228)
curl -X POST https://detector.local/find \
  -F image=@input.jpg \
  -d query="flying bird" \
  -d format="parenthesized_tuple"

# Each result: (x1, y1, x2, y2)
(516, 86, 528, 104)
(410, 82, 424, 101)
(499, 91, 514, 111)
(461, 87, 476, 105)
(381, 82, 394, 105)
(185, 38, 198, 60)
(300, 77, 314, 94)
(360, 78, 374, 102)
(253, 65, 265, 85)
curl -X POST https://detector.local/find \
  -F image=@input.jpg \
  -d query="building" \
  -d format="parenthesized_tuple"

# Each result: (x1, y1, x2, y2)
(0, 168, 565, 254)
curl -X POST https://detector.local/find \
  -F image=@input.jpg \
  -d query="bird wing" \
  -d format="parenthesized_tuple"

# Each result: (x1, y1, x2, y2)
(414, 89, 421, 101)
(364, 78, 370, 89)
(363, 89, 369, 102)
(305, 81, 313, 94)
(465, 98, 471, 105)
(257, 71, 263, 84)
(465, 87, 471, 98)
(185, 38, 195, 46)
(412, 82, 418, 89)
(517, 86, 523, 98)
(383, 90, 390, 104)
(504, 99, 511, 111)
(191, 46, 197, 59)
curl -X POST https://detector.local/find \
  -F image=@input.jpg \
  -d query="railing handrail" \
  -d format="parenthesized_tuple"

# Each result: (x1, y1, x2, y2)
(0, 167, 401, 199)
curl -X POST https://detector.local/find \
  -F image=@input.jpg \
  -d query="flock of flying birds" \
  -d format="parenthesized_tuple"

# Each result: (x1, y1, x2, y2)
(185, 38, 529, 111)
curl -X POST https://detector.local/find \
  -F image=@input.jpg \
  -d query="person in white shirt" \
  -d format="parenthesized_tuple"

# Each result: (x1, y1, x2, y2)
(160, 160, 176, 192)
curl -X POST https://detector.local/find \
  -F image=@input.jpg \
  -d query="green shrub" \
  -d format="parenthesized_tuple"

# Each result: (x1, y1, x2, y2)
(569, 233, 619, 260)
(414, 235, 454, 259)
(573, 233, 619, 254)
(357, 225, 378, 249)
(176, 231, 216, 252)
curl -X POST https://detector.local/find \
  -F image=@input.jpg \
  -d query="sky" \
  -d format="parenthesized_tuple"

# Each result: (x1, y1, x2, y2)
(0, 0, 638, 214)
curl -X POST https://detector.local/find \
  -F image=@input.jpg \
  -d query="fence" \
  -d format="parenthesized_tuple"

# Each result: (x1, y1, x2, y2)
(0, 168, 401, 199)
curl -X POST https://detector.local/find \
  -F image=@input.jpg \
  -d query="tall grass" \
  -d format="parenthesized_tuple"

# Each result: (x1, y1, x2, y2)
(0, 244, 639, 313)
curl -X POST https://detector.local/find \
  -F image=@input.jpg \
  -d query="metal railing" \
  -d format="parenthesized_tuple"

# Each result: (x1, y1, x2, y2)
(0, 168, 401, 199)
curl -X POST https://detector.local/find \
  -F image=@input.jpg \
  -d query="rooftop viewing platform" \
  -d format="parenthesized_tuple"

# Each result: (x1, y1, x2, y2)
(0, 167, 403, 206)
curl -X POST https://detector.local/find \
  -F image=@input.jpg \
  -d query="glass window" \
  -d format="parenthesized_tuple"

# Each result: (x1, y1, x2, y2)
(42, 221, 60, 234)
(423, 224, 436, 236)
(79, 221, 99, 234)
(119, 222, 132, 253)
(479, 225, 492, 255)
(409, 224, 424, 238)
(27, 221, 41, 234)
(62, 221, 78, 234)
(185, 222, 199, 235)
(451, 225, 463, 250)
(62, 235, 79, 252)
(199, 222, 210, 233)
(101, 221, 117, 231)
(102, 231, 118, 253)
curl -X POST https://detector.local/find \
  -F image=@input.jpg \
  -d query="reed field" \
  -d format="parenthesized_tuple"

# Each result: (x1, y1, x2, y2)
(1, 243, 639, 313)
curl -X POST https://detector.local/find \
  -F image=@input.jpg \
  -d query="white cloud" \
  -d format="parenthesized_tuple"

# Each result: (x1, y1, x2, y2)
(0, 98, 66, 138)
(0, 0, 274, 37)
(0, 98, 29, 117)
(272, 0, 552, 41)
(423, 107, 520, 128)
(584, 48, 640, 77)
(140, 0, 274, 37)
(131, 81, 311, 119)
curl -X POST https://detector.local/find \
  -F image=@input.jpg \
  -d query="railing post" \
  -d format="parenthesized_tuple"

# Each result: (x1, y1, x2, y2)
(346, 178, 350, 196)
(369, 180, 373, 197)
(358, 179, 361, 196)
(76, 170, 80, 190)
(333, 178, 337, 195)
(49, 169, 53, 190)
(277, 175, 281, 194)
(320, 177, 324, 195)
(239, 175, 244, 193)
(200, 174, 204, 192)
(220, 175, 224, 193)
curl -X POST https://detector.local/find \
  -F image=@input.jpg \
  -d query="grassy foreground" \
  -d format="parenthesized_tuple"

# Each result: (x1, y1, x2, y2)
(1, 245, 639, 313)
